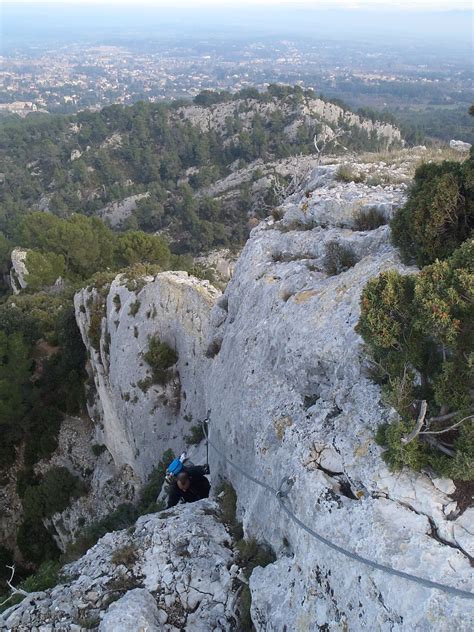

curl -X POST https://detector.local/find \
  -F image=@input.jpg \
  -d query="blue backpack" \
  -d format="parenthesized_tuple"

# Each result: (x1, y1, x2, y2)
(167, 458, 184, 477)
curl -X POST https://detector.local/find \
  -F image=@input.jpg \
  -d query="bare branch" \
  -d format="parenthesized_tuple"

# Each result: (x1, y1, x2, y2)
(0, 593, 16, 608)
(421, 414, 473, 436)
(313, 120, 347, 165)
(424, 436, 455, 457)
(427, 410, 460, 424)
(0, 565, 29, 606)
(261, 157, 313, 211)
(401, 400, 428, 445)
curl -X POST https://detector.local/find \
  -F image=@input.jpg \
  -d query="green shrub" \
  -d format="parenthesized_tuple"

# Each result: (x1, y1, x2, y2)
(16, 518, 60, 566)
(185, 424, 205, 445)
(216, 481, 244, 541)
(138, 448, 175, 515)
(214, 481, 275, 630)
(323, 241, 358, 275)
(375, 421, 427, 471)
(92, 444, 106, 457)
(128, 300, 141, 316)
(115, 230, 170, 268)
(234, 536, 275, 631)
(24, 250, 66, 291)
(137, 377, 153, 393)
(142, 336, 178, 385)
(88, 299, 105, 351)
(22, 559, 61, 592)
(357, 240, 474, 479)
(391, 158, 473, 266)
(23, 407, 62, 467)
(353, 207, 387, 231)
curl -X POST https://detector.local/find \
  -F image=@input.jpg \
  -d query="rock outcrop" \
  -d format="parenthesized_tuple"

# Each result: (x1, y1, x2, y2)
(450, 139, 472, 152)
(176, 96, 402, 148)
(98, 193, 150, 228)
(74, 271, 220, 481)
(9, 248, 29, 294)
(1, 500, 242, 631)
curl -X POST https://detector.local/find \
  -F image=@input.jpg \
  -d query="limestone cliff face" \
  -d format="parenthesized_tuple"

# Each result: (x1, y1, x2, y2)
(74, 271, 220, 482)
(67, 162, 473, 630)
(204, 176, 473, 630)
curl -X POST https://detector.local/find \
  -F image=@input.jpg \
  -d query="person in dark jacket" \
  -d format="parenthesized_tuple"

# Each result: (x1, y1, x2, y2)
(167, 465, 210, 508)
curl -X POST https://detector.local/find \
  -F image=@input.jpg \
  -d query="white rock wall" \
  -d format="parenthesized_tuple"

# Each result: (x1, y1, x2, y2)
(9, 248, 29, 294)
(74, 271, 220, 481)
(203, 169, 473, 630)
(177, 96, 402, 147)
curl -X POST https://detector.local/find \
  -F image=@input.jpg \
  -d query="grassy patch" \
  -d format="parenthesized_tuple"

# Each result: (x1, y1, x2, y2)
(111, 543, 138, 568)
(128, 300, 141, 316)
(353, 207, 387, 231)
(88, 298, 106, 352)
(323, 241, 358, 275)
(335, 164, 364, 184)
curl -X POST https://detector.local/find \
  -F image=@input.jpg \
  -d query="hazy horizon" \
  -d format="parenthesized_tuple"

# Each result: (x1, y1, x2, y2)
(2, 2, 472, 50)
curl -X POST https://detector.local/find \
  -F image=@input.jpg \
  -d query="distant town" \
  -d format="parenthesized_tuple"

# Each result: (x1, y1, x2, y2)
(0, 36, 471, 122)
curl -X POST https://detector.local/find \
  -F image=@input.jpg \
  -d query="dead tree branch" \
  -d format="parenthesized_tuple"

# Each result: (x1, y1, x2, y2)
(0, 565, 29, 607)
(421, 414, 473, 436)
(401, 400, 428, 445)
(313, 121, 347, 165)
(424, 436, 455, 457)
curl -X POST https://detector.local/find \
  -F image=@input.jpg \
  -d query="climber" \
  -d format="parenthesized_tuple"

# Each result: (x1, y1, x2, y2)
(166, 460, 210, 508)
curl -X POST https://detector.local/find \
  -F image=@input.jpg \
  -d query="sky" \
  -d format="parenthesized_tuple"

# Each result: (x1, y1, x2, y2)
(3, 0, 472, 9)
(2, 0, 471, 49)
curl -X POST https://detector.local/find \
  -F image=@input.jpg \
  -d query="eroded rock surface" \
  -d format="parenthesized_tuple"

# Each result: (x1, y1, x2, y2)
(9, 248, 29, 294)
(1, 500, 242, 632)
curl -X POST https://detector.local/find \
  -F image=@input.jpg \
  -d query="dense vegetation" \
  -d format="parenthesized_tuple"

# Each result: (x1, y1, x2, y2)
(0, 296, 86, 470)
(391, 159, 473, 266)
(0, 86, 399, 257)
(358, 141, 473, 480)
(142, 335, 178, 386)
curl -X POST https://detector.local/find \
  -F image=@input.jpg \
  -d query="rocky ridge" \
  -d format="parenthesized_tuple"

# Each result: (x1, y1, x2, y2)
(176, 96, 402, 147)
(74, 271, 220, 481)
(2, 151, 473, 630)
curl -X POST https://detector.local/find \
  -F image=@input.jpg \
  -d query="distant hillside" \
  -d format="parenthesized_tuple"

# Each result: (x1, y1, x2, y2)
(0, 86, 402, 254)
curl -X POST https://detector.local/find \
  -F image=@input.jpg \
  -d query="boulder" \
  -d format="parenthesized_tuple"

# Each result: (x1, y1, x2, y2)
(9, 247, 29, 294)
(449, 139, 472, 152)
